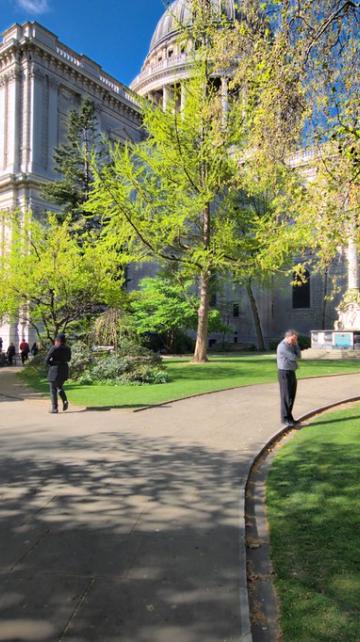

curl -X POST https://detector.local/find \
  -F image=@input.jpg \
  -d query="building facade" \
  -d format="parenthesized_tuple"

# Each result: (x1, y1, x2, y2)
(0, 21, 142, 349)
(0, 3, 349, 351)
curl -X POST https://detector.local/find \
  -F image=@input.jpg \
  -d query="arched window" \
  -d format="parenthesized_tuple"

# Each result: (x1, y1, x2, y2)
(292, 270, 311, 309)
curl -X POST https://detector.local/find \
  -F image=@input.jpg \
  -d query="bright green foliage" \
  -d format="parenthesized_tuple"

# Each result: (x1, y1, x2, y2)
(131, 277, 198, 335)
(259, 0, 360, 274)
(0, 211, 125, 342)
(87, 2, 309, 361)
(42, 98, 101, 223)
(130, 275, 227, 350)
(267, 403, 360, 642)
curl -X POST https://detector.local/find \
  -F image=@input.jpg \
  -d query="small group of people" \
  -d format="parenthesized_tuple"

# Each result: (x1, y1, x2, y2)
(20, 339, 39, 364)
(0, 337, 39, 366)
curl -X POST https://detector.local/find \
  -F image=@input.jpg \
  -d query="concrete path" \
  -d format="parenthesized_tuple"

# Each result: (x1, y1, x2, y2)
(0, 368, 360, 642)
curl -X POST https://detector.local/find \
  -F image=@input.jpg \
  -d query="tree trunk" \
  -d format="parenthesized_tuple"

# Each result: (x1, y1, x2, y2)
(246, 281, 266, 351)
(193, 202, 211, 363)
(193, 270, 210, 362)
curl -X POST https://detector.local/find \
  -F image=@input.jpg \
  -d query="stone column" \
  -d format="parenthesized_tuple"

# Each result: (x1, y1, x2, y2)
(221, 76, 229, 126)
(0, 77, 7, 171)
(21, 63, 32, 173)
(47, 77, 59, 174)
(162, 85, 170, 111)
(180, 82, 186, 111)
(347, 236, 359, 290)
(6, 68, 22, 173)
(29, 69, 46, 173)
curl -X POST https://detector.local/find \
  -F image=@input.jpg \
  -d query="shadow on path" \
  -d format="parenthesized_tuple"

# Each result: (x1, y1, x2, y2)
(0, 428, 247, 642)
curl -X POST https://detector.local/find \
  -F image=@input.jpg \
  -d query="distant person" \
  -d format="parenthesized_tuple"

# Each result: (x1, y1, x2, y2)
(19, 338, 30, 365)
(277, 329, 301, 428)
(31, 342, 39, 357)
(0, 337, 3, 352)
(7, 343, 16, 366)
(46, 333, 71, 414)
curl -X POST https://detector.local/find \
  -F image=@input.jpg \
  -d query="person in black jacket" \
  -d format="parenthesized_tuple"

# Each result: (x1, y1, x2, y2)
(46, 333, 71, 414)
(7, 342, 16, 366)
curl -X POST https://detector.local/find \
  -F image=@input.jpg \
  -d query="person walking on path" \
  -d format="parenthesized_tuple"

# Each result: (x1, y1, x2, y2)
(31, 342, 39, 357)
(7, 343, 16, 366)
(19, 338, 30, 365)
(277, 329, 301, 428)
(45, 333, 71, 414)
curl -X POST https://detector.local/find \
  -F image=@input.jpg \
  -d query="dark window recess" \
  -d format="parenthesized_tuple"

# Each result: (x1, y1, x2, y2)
(210, 293, 217, 307)
(292, 270, 311, 309)
(233, 303, 240, 318)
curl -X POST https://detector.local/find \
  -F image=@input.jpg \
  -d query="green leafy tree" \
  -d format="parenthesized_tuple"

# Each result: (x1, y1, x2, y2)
(87, 1, 308, 362)
(42, 98, 101, 223)
(130, 275, 226, 352)
(268, 0, 360, 302)
(0, 211, 125, 343)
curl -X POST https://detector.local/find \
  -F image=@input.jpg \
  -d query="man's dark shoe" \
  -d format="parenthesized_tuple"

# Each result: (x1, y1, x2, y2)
(49, 408, 58, 414)
(63, 400, 69, 412)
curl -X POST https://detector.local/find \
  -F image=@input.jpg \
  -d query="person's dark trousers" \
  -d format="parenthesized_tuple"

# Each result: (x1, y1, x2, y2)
(8, 356, 13, 366)
(278, 369, 297, 424)
(21, 352, 28, 365)
(49, 382, 68, 411)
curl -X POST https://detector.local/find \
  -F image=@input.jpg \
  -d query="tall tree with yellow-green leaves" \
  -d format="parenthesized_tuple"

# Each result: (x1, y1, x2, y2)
(0, 211, 125, 344)
(86, 0, 330, 362)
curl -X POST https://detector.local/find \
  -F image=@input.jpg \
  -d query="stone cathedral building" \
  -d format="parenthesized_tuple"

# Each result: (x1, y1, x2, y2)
(0, 0, 347, 350)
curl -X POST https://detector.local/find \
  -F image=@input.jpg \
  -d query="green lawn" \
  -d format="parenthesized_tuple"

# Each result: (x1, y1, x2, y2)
(20, 353, 360, 408)
(267, 404, 360, 642)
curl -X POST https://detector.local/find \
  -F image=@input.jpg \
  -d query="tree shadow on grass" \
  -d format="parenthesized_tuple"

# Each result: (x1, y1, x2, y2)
(268, 436, 360, 642)
(0, 427, 249, 642)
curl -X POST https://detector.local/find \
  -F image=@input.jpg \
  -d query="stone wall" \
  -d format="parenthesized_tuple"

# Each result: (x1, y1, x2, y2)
(0, 22, 143, 351)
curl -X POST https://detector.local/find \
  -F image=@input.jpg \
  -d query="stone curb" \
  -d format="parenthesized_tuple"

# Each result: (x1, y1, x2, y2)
(243, 394, 360, 642)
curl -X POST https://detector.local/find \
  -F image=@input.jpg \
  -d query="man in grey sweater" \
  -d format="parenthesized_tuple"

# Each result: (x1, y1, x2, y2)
(277, 329, 301, 427)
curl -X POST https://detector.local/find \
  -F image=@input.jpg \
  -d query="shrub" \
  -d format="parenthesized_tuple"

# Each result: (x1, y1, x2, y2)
(69, 341, 93, 378)
(269, 339, 280, 351)
(84, 350, 168, 385)
(298, 335, 311, 350)
(121, 365, 169, 385)
(90, 353, 131, 382)
(116, 337, 161, 361)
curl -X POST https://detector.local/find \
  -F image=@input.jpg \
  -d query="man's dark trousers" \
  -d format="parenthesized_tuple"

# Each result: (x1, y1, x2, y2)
(49, 382, 67, 411)
(278, 369, 297, 423)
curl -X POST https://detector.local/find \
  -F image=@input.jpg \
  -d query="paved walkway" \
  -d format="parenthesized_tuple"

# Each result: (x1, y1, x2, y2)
(1, 368, 360, 642)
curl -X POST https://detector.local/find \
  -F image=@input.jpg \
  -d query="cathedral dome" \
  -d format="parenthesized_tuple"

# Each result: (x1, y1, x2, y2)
(150, 0, 237, 52)
(131, 0, 237, 99)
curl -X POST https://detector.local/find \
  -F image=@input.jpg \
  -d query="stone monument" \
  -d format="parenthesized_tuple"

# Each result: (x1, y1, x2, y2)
(307, 235, 360, 358)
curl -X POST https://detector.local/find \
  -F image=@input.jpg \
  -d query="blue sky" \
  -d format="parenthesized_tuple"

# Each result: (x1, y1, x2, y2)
(0, 0, 170, 85)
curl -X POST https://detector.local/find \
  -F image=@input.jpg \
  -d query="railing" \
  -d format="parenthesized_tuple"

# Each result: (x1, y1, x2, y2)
(99, 73, 139, 106)
(56, 46, 81, 67)
(132, 53, 189, 87)
(42, 37, 139, 107)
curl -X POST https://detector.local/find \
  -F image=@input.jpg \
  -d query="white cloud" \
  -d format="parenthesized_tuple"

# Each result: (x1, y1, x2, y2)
(16, 0, 50, 14)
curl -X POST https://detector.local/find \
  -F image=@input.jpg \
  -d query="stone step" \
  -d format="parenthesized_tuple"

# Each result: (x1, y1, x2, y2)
(302, 348, 360, 360)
